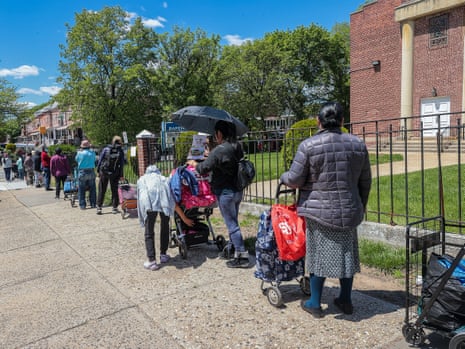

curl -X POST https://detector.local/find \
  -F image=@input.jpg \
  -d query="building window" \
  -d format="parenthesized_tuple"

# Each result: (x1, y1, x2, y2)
(429, 14, 448, 48)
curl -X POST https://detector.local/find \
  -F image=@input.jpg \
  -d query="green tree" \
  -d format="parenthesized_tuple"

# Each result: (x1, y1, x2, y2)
(216, 38, 284, 130)
(0, 78, 29, 142)
(57, 6, 161, 145)
(155, 26, 222, 115)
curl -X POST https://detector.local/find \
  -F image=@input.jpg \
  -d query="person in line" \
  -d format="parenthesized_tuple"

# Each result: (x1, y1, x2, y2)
(50, 147, 71, 199)
(96, 135, 125, 215)
(280, 102, 372, 318)
(1, 152, 13, 182)
(196, 120, 250, 268)
(24, 152, 34, 186)
(41, 147, 52, 191)
(137, 165, 175, 271)
(75, 140, 97, 210)
(16, 153, 24, 180)
(32, 150, 42, 187)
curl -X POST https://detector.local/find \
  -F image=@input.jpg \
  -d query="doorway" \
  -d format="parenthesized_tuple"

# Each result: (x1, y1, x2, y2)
(421, 97, 450, 137)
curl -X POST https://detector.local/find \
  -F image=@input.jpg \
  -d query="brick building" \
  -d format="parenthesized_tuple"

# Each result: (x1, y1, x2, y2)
(350, 0, 465, 137)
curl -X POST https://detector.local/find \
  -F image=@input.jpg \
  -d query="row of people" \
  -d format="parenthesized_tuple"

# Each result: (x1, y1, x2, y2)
(139, 102, 372, 320)
(138, 120, 250, 271)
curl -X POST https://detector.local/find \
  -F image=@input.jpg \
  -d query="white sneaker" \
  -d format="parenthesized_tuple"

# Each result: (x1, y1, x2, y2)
(143, 260, 160, 271)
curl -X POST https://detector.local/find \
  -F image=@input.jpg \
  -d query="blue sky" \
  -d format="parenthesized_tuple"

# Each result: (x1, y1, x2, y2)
(0, 0, 362, 107)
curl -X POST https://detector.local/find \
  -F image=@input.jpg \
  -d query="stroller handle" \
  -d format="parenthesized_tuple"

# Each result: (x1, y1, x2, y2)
(275, 181, 297, 203)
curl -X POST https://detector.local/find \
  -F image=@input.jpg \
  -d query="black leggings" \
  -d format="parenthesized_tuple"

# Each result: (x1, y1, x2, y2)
(144, 211, 170, 261)
(55, 175, 67, 198)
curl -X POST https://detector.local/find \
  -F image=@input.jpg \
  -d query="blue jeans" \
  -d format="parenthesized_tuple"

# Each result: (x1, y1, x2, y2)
(78, 169, 96, 208)
(216, 188, 245, 252)
(4, 167, 11, 181)
(43, 167, 51, 189)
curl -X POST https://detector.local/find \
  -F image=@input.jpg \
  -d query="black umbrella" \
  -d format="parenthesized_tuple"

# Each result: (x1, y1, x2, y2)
(171, 105, 248, 136)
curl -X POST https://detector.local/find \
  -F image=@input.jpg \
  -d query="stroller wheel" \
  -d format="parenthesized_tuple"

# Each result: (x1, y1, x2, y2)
(266, 286, 283, 307)
(215, 235, 226, 251)
(179, 240, 188, 259)
(299, 276, 311, 296)
(169, 232, 178, 249)
(449, 333, 465, 349)
(402, 324, 425, 346)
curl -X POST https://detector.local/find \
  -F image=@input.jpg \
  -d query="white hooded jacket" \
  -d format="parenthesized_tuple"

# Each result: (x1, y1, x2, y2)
(137, 165, 175, 226)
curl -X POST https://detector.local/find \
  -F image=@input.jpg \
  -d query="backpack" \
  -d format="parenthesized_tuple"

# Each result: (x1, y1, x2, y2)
(236, 157, 255, 190)
(101, 145, 121, 175)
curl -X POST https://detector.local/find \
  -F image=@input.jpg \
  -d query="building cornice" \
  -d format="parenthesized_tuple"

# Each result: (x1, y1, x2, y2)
(395, 0, 465, 22)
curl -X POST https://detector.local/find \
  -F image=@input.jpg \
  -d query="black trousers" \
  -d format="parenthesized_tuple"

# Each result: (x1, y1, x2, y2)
(97, 173, 119, 208)
(54, 175, 67, 198)
(144, 211, 170, 261)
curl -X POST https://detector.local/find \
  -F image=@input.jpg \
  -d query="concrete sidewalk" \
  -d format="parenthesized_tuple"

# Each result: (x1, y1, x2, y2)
(0, 182, 449, 349)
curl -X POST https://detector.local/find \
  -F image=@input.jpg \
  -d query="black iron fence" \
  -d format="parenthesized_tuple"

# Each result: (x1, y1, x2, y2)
(127, 111, 465, 228)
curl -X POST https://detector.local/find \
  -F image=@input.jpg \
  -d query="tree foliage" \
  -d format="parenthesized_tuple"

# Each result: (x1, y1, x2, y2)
(0, 78, 30, 142)
(55, 5, 350, 140)
(155, 26, 222, 114)
(57, 6, 161, 145)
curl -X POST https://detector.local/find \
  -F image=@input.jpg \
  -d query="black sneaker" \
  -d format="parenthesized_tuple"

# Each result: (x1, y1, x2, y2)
(218, 243, 235, 260)
(226, 257, 250, 268)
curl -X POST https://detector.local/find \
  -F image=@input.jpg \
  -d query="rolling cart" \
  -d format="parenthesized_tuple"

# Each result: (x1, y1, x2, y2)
(254, 183, 310, 307)
(403, 216, 465, 348)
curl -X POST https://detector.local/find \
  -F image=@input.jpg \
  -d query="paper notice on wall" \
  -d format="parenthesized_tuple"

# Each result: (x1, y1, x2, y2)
(130, 146, 137, 157)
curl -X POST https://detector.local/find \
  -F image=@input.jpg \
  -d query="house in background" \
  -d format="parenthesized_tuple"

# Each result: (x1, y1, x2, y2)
(20, 103, 82, 146)
(350, 0, 465, 139)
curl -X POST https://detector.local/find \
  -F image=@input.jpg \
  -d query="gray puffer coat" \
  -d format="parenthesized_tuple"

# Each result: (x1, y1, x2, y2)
(280, 128, 371, 231)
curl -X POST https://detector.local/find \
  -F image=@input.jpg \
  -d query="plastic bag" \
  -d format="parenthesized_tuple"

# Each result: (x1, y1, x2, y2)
(270, 203, 306, 261)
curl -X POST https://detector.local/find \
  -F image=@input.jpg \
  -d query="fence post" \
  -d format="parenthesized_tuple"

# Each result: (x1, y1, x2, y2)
(136, 129, 157, 177)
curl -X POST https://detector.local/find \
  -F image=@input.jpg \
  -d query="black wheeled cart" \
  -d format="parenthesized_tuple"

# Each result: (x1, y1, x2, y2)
(403, 216, 465, 348)
(254, 183, 310, 307)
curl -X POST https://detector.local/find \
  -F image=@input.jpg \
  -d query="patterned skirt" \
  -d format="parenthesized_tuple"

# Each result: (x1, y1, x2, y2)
(305, 218, 360, 279)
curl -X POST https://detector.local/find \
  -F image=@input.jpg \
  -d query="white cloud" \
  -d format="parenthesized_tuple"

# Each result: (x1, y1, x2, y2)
(18, 85, 61, 97)
(0, 65, 40, 79)
(224, 35, 253, 46)
(18, 88, 42, 96)
(125, 11, 137, 21)
(40, 86, 61, 96)
(163, 2, 168, 8)
(142, 16, 167, 28)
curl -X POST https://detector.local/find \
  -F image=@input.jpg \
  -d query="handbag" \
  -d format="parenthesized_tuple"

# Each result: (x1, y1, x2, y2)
(270, 203, 306, 261)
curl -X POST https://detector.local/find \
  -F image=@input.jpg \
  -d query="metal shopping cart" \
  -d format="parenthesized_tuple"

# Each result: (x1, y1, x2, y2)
(403, 216, 465, 348)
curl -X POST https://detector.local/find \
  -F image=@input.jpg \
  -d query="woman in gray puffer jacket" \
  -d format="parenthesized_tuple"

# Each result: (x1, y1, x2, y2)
(280, 102, 371, 318)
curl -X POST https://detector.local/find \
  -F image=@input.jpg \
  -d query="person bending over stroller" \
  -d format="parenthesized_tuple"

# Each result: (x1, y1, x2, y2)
(137, 165, 175, 271)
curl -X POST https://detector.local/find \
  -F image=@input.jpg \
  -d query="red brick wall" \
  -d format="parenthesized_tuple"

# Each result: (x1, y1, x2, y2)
(351, 1, 465, 135)
(412, 8, 464, 119)
(350, 0, 403, 135)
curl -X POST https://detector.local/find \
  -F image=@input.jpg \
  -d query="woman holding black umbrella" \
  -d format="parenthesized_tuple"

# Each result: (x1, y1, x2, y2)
(196, 120, 250, 268)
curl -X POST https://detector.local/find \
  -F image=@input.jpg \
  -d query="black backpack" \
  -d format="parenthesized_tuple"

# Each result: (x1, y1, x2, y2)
(101, 145, 121, 175)
(236, 157, 255, 190)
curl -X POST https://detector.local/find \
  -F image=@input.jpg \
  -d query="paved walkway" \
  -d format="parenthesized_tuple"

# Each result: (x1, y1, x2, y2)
(0, 170, 452, 348)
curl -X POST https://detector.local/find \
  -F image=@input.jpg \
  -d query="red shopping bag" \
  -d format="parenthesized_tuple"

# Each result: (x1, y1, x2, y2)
(271, 203, 306, 261)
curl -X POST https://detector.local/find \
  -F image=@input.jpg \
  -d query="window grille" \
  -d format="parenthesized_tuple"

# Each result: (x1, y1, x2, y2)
(429, 14, 448, 48)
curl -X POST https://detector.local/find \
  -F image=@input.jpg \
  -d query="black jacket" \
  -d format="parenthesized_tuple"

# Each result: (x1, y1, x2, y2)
(196, 141, 243, 192)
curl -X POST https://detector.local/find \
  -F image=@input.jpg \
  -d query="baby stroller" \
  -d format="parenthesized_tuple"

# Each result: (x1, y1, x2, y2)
(169, 164, 226, 259)
(63, 168, 79, 207)
(118, 178, 137, 219)
(255, 182, 310, 307)
(403, 216, 465, 348)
